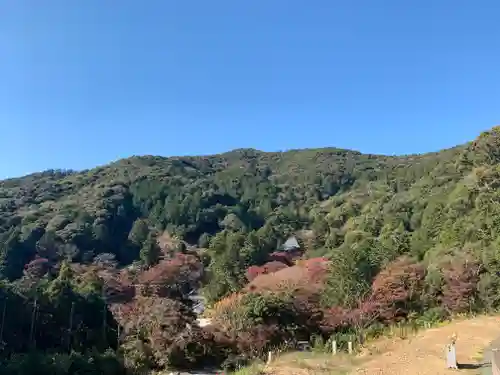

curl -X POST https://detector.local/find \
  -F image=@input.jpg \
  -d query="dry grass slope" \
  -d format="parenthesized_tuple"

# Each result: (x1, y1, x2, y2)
(260, 316, 500, 375)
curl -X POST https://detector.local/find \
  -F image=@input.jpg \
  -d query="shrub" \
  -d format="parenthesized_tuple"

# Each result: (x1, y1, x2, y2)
(211, 291, 327, 357)
(417, 306, 448, 325)
(441, 260, 482, 314)
(245, 261, 288, 282)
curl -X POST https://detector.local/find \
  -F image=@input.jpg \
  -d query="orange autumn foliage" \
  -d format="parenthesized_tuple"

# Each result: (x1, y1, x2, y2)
(246, 257, 329, 294)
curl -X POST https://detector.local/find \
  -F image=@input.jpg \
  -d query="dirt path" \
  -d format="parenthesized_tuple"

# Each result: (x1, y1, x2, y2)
(352, 316, 500, 375)
(264, 316, 500, 375)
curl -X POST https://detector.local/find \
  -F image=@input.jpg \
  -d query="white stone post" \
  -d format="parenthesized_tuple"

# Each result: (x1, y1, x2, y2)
(267, 351, 272, 365)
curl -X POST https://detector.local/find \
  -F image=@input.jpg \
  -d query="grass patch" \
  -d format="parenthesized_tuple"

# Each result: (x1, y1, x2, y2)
(267, 351, 367, 374)
(230, 362, 265, 375)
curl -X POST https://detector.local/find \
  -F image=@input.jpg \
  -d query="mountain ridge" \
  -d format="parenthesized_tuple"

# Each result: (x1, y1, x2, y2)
(0, 125, 498, 288)
(1, 141, 469, 183)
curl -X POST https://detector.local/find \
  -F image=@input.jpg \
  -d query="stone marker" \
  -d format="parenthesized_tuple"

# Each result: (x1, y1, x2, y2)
(446, 344, 458, 369)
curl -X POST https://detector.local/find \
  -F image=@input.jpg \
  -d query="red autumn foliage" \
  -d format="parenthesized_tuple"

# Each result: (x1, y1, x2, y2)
(347, 300, 382, 330)
(264, 261, 289, 273)
(116, 296, 241, 370)
(104, 276, 136, 303)
(298, 257, 330, 280)
(246, 260, 328, 296)
(210, 291, 328, 360)
(301, 257, 329, 265)
(246, 266, 265, 282)
(140, 253, 202, 284)
(138, 253, 203, 297)
(24, 257, 50, 278)
(164, 325, 238, 369)
(245, 261, 288, 282)
(116, 296, 206, 368)
(441, 260, 482, 314)
(201, 323, 288, 368)
(322, 257, 426, 330)
(323, 305, 349, 327)
(118, 296, 194, 333)
(231, 324, 287, 357)
(323, 300, 381, 332)
(368, 256, 426, 322)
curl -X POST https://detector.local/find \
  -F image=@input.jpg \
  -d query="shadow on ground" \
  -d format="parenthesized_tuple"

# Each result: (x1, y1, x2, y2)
(458, 362, 490, 369)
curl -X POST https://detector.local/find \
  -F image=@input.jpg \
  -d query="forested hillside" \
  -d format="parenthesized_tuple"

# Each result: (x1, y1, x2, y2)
(2, 126, 500, 373)
(0, 138, 460, 281)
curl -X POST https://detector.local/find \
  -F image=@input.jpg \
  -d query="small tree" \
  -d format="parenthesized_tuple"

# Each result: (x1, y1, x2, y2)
(368, 256, 426, 323)
(140, 232, 161, 267)
(441, 259, 482, 314)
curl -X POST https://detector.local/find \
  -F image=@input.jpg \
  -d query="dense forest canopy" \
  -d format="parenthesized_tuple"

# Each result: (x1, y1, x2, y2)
(0, 139, 463, 274)
(2, 126, 500, 373)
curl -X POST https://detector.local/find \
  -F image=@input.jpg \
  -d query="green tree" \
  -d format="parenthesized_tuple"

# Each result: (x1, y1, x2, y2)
(140, 232, 161, 267)
(128, 218, 150, 248)
(0, 228, 34, 281)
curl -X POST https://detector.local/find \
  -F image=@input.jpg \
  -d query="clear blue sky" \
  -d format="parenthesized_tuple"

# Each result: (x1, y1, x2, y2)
(1, 1, 499, 179)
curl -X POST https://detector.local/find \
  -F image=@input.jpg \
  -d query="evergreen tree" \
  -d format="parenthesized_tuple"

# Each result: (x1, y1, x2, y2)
(140, 232, 161, 267)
